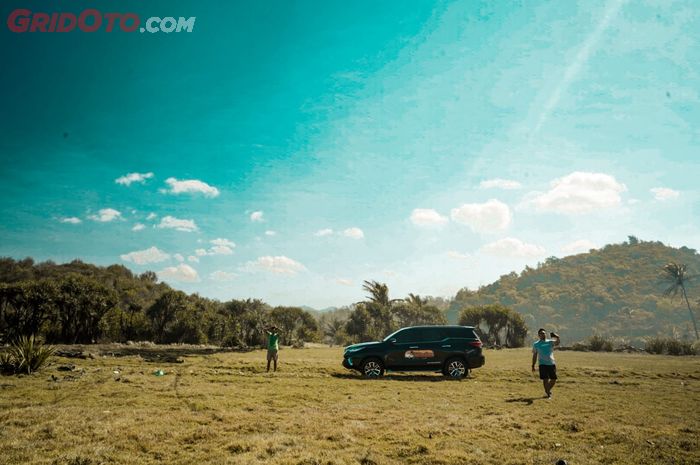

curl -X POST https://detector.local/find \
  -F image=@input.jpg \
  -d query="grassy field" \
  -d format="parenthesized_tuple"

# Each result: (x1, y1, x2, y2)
(1, 345, 699, 465)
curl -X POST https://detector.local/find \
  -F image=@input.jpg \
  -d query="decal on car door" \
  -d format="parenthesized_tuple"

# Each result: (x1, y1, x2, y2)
(404, 350, 434, 359)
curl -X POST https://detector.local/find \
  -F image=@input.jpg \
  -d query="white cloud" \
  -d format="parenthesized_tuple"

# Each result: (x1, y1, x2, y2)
(342, 227, 364, 239)
(450, 199, 511, 233)
(242, 256, 307, 275)
(265, 230, 276, 236)
(210, 270, 237, 282)
(158, 264, 200, 283)
(120, 246, 170, 265)
(89, 208, 122, 223)
(314, 228, 333, 237)
(628, 199, 640, 205)
(525, 172, 626, 214)
(115, 172, 154, 186)
(479, 178, 522, 190)
(210, 238, 235, 247)
(132, 223, 145, 231)
(193, 239, 236, 257)
(481, 237, 546, 258)
(410, 209, 449, 227)
(250, 211, 264, 222)
(447, 250, 471, 260)
(161, 177, 219, 198)
(650, 187, 679, 201)
(336, 278, 353, 286)
(210, 245, 234, 255)
(146, 213, 157, 221)
(174, 253, 184, 262)
(187, 255, 199, 263)
(157, 216, 198, 232)
(561, 239, 597, 255)
(60, 217, 82, 224)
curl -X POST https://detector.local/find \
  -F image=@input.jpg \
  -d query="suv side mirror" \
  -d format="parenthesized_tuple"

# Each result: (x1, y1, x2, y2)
(389, 338, 397, 344)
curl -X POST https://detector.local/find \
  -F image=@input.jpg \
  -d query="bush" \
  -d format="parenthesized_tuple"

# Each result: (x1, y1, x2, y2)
(666, 338, 683, 355)
(588, 334, 613, 352)
(0, 352, 14, 374)
(3, 335, 55, 374)
(645, 337, 697, 355)
(645, 337, 666, 354)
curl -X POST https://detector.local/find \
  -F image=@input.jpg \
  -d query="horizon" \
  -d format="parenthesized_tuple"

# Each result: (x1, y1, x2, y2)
(2, 0, 699, 308)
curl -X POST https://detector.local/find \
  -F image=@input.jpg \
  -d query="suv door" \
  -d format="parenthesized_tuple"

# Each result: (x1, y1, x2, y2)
(385, 328, 428, 369)
(414, 327, 446, 368)
(436, 327, 464, 363)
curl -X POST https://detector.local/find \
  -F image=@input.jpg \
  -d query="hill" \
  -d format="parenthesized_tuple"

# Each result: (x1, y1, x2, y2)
(447, 238, 700, 344)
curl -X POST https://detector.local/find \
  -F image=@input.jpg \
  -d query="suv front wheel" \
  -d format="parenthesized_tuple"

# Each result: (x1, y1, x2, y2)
(443, 357, 467, 379)
(361, 358, 385, 378)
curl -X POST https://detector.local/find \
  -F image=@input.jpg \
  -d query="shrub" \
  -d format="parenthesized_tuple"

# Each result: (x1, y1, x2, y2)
(4, 335, 55, 374)
(645, 337, 666, 354)
(588, 334, 613, 352)
(0, 352, 14, 374)
(571, 342, 589, 351)
(666, 338, 683, 355)
(645, 337, 697, 355)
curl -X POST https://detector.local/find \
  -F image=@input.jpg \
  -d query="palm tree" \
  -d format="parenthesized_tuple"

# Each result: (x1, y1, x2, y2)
(361, 280, 392, 307)
(405, 293, 427, 309)
(662, 263, 699, 340)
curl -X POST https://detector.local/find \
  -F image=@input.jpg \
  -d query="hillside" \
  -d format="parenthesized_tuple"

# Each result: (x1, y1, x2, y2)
(447, 239, 700, 344)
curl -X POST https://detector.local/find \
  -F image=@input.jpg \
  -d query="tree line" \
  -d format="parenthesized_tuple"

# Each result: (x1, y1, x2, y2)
(0, 258, 318, 346)
(0, 258, 530, 347)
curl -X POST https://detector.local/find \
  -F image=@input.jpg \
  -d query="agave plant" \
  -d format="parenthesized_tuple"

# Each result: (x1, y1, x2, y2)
(6, 335, 55, 374)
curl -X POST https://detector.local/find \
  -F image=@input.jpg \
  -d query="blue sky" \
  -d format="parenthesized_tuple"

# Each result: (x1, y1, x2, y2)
(1, 0, 699, 308)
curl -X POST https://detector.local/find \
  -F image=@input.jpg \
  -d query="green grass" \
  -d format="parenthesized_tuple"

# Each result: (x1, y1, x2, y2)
(1, 346, 698, 464)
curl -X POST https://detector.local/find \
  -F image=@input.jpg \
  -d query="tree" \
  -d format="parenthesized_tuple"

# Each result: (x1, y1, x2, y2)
(662, 263, 699, 340)
(52, 275, 117, 343)
(362, 280, 394, 307)
(0, 280, 58, 341)
(146, 290, 189, 343)
(270, 306, 319, 345)
(346, 281, 399, 342)
(394, 293, 447, 327)
(458, 304, 527, 347)
(345, 283, 448, 342)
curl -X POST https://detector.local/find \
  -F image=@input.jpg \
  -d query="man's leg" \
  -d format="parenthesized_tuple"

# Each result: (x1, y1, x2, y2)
(267, 351, 271, 372)
(273, 352, 278, 371)
(542, 379, 549, 396)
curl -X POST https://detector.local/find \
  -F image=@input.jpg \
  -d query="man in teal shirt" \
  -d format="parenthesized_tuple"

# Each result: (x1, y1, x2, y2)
(532, 328, 560, 398)
(266, 326, 280, 372)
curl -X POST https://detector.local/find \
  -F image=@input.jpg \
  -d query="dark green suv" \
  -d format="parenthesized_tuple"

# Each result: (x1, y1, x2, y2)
(342, 325, 485, 378)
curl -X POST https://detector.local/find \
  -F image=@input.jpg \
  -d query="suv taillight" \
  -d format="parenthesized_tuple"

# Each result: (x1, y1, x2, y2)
(469, 340, 482, 348)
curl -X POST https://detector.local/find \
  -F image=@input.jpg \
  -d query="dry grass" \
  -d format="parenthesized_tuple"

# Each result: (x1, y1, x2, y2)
(1, 346, 699, 464)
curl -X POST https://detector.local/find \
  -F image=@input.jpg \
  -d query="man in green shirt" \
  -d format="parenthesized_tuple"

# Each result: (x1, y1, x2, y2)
(532, 328, 560, 398)
(266, 326, 280, 372)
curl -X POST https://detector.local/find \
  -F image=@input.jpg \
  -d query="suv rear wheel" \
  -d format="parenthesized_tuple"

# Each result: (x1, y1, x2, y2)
(443, 357, 467, 379)
(361, 358, 384, 378)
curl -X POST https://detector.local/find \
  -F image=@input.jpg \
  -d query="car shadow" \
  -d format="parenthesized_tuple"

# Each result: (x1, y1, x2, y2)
(331, 373, 472, 382)
(504, 396, 541, 405)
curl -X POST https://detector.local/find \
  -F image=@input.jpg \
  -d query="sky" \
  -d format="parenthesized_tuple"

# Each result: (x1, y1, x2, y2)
(1, 0, 699, 308)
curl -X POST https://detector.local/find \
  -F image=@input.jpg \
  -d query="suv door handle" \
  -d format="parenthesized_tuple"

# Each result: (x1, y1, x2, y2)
(409, 346, 419, 349)
(441, 345, 451, 348)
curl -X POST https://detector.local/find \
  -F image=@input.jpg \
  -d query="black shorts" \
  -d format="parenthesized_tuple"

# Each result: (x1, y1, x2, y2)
(539, 364, 557, 380)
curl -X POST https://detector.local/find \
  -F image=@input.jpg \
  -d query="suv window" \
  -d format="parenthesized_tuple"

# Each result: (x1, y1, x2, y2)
(445, 327, 476, 339)
(393, 328, 420, 343)
(420, 327, 444, 342)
